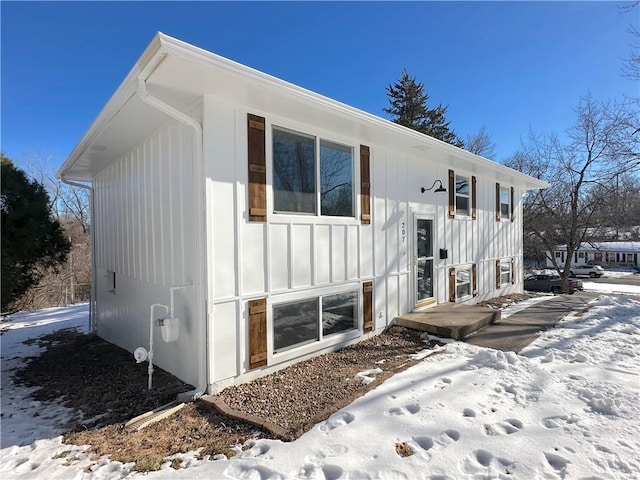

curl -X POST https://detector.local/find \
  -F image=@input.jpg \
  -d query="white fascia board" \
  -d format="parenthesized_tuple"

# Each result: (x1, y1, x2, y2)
(58, 32, 549, 191)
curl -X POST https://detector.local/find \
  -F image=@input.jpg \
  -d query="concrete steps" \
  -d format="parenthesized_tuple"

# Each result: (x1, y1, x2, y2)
(394, 303, 500, 340)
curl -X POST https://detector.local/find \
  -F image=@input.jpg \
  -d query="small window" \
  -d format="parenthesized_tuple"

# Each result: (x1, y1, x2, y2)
(455, 175, 470, 216)
(273, 298, 319, 352)
(273, 128, 316, 214)
(456, 267, 472, 299)
(499, 187, 510, 220)
(107, 270, 116, 293)
(500, 260, 512, 285)
(320, 140, 354, 217)
(555, 251, 562, 258)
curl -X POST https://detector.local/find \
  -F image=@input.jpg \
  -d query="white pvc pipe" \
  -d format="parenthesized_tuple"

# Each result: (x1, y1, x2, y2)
(136, 52, 208, 400)
(148, 303, 169, 390)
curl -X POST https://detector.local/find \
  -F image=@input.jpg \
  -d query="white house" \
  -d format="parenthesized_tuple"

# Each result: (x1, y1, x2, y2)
(548, 242, 640, 269)
(56, 33, 548, 396)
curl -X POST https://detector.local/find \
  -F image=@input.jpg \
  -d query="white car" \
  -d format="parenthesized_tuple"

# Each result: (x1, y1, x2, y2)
(569, 264, 605, 278)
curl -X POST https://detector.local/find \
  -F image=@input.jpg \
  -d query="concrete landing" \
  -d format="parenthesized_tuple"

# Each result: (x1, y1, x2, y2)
(465, 292, 597, 352)
(394, 303, 500, 340)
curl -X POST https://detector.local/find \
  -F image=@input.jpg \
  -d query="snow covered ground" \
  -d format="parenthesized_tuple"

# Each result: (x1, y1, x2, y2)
(1, 293, 639, 479)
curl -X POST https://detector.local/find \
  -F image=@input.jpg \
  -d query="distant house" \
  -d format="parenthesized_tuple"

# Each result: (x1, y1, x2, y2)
(548, 242, 640, 269)
(56, 33, 547, 394)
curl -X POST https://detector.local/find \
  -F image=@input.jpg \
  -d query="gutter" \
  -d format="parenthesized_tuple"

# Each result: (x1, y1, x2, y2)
(58, 176, 97, 333)
(136, 52, 208, 401)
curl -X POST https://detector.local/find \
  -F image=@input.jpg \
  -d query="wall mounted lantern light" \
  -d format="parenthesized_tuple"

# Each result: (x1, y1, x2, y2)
(421, 180, 446, 194)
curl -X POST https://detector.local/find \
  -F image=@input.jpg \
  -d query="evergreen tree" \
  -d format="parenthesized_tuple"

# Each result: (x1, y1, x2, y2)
(384, 70, 463, 147)
(1, 154, 70, 312)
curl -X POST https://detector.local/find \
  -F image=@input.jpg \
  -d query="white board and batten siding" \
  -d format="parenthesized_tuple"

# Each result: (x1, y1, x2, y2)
(93, 104, 201, 388)
(203, 96, 525, 389)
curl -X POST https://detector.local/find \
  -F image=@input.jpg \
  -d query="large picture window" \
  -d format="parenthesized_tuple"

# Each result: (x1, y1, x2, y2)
(273, 290, 358, 353)
(273, 126, 354, 217)
(455, 175, 470, 217)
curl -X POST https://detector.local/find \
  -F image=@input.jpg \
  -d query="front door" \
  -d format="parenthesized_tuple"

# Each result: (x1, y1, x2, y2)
(414, 216, 435, 308)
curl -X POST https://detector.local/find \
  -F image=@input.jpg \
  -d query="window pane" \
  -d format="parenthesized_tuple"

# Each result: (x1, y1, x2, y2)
(273, 128, 316, 213)
(456, 269, 470, 285)
(500, 188, 510, 219)
(500, 188, 510, 204)
(417, 219, 432, 257)
(273, 299, 318, 352)
(456, 283, 471, 298)
(456, 196, 469, 216)
(456, 269, 471, 298)
(322, 292, 357, 336)
(455, 176, 469, 195)
(320, 141, 353, 217)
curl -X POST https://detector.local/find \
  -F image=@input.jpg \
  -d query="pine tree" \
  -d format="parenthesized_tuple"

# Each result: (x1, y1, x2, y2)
(1, 154, 70, 312)
(384, 70, 463, 147)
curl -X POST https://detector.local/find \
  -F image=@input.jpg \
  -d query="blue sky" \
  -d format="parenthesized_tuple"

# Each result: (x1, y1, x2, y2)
(1, 1, 638, 173)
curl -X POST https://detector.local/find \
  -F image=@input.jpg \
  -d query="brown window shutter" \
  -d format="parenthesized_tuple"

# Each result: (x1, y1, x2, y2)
(496, 259, 501, 289)
(448, 170, 455, 219)
(247, 114, 266, 222)
(472, 264, 478, 296)
(363, 281, 373, 332)
(471, 176, 477, 220)
(360, 145, 371, 225)
(510, 186, 515, 222)
(511, 258, 516, 284)
(495, 182, 501, 221)
(248, 298, 267, 369)
(449, 267, 456, 302)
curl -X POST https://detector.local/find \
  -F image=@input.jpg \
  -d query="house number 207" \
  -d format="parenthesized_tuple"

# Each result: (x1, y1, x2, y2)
(401, 222, 406, 243)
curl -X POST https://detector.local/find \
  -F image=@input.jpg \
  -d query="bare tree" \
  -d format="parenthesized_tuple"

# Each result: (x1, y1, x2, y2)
(465, 125, 496, 158)
(12, 152, 92, 309)
(22, 152, 90, 232)
(505, 95, 639, 287)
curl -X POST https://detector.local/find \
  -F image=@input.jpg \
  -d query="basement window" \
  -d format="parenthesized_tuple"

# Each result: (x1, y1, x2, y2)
(499, 259, 512, 285)
(273, 290, 358, 353)
(456, 267, 472, 300)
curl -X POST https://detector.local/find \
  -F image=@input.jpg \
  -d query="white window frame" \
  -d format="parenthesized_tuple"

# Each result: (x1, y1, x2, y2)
(455, 265, 473, 301)
(455, 175, 471, 218)
(499, 186, 511, 220)
(499, 259, 512, 286)
(271, 124, 356, 219)
(270, 285, 360, 356)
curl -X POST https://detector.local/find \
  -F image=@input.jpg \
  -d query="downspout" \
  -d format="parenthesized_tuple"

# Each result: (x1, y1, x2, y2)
(58, 176, 97, 333)
(136, 63, 208, 401)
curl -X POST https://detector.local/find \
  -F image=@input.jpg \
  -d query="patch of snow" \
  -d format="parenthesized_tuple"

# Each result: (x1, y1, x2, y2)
(500, 295, 554, 319)
(582, 282, 640, 295)
(354, 367, 383, 385)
